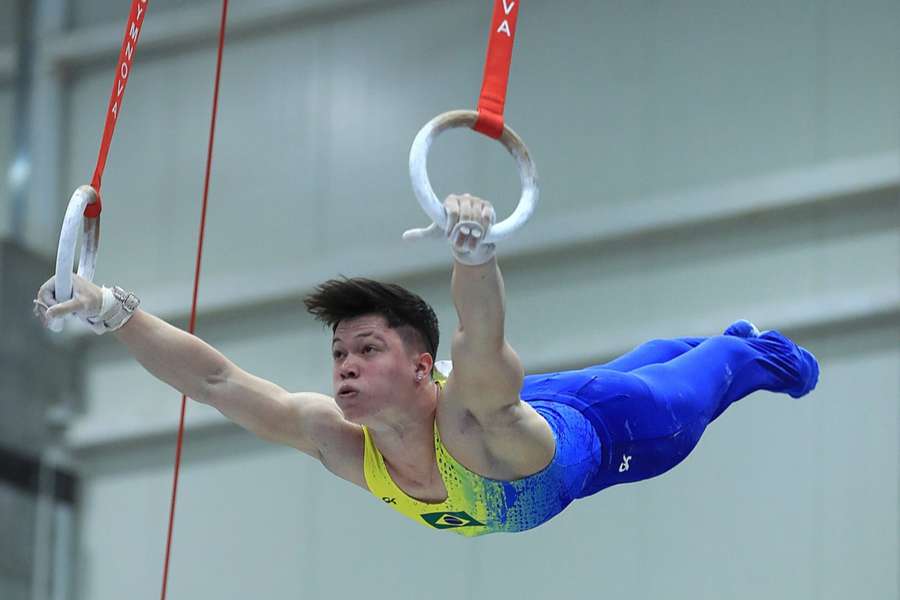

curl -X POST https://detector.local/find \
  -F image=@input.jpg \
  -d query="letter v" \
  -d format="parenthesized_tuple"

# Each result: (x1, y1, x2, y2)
(502, 0, 516, 15)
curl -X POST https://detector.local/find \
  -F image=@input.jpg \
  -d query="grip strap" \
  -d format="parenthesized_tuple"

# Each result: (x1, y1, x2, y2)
(473, 0, 521, 139)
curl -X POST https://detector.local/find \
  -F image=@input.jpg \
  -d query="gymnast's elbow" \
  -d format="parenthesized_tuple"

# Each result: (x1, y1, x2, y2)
(451, 325, 507, 359)
(196, 364, 231, 406)
(197, 364, 316, 450)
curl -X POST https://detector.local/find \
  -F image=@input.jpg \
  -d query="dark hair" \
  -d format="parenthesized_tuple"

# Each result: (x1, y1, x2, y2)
(303, 277, 439, 360)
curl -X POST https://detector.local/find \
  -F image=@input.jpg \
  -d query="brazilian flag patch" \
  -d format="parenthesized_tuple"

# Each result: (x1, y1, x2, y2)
(420, 511, 484, 530)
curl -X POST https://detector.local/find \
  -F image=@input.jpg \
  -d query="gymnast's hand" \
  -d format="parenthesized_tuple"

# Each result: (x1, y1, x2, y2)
(33, 273, 103, 327)
(444, 193, 496, 266)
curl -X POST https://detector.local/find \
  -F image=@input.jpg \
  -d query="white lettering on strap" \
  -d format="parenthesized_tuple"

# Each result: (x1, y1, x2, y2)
(496, 0, 516, 36)
(108, 3, 145, 123)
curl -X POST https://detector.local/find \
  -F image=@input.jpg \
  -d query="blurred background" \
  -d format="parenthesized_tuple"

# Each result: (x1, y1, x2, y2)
(1, 1, 898, 599)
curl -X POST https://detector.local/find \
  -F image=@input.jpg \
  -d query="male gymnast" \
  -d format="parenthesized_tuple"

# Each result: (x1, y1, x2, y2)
(35, 193, 819, 536)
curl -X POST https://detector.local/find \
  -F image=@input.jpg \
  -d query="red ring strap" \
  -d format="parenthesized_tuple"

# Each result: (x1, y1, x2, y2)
(473, 0, 521, 139)
(84, 0, 149, 218)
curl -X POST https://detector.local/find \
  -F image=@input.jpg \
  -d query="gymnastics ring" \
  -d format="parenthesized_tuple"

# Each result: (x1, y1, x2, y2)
(48, 185, 100, 332)
(406, 109, 538, 243)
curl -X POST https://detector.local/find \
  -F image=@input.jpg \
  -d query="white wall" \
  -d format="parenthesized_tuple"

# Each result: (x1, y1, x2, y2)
(33, 0, 900, 598)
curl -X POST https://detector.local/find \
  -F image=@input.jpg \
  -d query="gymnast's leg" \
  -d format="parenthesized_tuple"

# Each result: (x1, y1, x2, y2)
(630, 330, 819, 424)
(591, 319, 760, 373)
(574, 328, 818, 494)
(593, 337, 704, 372)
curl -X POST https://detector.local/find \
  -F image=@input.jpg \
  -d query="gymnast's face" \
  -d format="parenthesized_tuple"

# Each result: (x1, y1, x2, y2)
(331, 314, 423, 423)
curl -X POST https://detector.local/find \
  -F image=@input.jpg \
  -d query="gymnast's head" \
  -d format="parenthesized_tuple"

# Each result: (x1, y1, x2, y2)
(304, 277, 440, 422)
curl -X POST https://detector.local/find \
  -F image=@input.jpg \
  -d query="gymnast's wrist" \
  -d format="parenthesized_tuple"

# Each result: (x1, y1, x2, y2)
(85, 285, 141, 334)
(451, 243, 496, 266)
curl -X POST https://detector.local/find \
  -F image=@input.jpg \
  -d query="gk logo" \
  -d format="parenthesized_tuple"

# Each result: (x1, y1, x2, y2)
(618, 454, 632, 473)
(382, 497, 397, 505)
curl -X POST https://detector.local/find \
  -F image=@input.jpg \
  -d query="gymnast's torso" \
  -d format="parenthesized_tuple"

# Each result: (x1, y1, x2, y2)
(361, 376, 603, 536)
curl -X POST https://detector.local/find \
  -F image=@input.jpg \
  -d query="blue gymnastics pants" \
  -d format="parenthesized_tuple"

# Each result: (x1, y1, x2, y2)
(520, 330, 819, 497)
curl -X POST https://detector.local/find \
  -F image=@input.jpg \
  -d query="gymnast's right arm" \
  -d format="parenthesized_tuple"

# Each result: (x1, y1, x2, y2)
(112, 308, 346, 457)
(34, 274, 358, 468)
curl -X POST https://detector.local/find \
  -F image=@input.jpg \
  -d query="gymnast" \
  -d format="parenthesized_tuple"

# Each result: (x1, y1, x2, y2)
(33, 188, 819, 537)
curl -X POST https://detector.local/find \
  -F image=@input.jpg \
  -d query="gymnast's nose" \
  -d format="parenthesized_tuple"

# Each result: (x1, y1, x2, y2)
(339, 358, 359, 380)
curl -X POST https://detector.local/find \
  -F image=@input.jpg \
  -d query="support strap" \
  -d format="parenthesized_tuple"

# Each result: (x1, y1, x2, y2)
(473, 0, 521, 139)
(85, 0, 149, 218)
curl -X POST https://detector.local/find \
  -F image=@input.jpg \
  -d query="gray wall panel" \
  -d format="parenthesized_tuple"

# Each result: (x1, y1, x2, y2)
(815, 326, 900, 599)
(0, 3, 16, 47)
(820, 0, 900, 160)
(63, 0, 900, 303)
(642, 1, 819, 192)
(68, 0, 218, 30)
(0, 88, 12, 239)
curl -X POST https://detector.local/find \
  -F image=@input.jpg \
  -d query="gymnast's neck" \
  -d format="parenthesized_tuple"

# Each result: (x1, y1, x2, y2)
(363, 380, 441, 485)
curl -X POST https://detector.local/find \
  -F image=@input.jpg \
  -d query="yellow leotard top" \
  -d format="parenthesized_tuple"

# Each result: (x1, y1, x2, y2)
(361, 410, 491, 537)
(361, 376, 598, 536)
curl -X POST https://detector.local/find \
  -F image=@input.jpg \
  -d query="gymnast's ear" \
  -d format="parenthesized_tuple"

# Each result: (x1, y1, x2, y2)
(414, 353, 434, 381)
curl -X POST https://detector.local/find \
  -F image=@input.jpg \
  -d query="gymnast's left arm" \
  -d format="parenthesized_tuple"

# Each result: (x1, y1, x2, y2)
(444, 194, 525, 422)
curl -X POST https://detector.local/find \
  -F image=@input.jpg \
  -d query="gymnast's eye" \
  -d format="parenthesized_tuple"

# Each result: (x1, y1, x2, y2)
(332, 349, 345, 360)
(363, 345, 377, 354)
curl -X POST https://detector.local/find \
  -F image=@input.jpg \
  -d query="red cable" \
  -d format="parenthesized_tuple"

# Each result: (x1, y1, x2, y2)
(159, 1, 229, 599)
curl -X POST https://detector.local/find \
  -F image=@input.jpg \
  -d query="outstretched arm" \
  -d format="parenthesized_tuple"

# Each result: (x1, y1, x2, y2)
(113, 309, 333, 451)
(114, 309, 362, 483)
(443, 195, 524, 422)
(35, 275, 360, 469)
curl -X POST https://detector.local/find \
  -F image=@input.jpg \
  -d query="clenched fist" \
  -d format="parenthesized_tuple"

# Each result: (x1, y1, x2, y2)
(443, 193, 496, 266)
(33, 273, 103, 328)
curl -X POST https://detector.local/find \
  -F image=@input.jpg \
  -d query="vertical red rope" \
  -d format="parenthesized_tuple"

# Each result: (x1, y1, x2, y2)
(160, 1, 229, 598)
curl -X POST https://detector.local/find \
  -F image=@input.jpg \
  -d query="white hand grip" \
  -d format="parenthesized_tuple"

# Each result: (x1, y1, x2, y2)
(407, 110, 538, 243)
(49, 185, 100, 332)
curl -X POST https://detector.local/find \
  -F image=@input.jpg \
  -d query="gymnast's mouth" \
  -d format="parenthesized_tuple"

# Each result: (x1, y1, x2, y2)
(338, 385, 359, 398)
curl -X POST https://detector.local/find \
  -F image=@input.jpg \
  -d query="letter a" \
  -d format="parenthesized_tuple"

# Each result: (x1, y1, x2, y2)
(497, 19, 511, 37)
